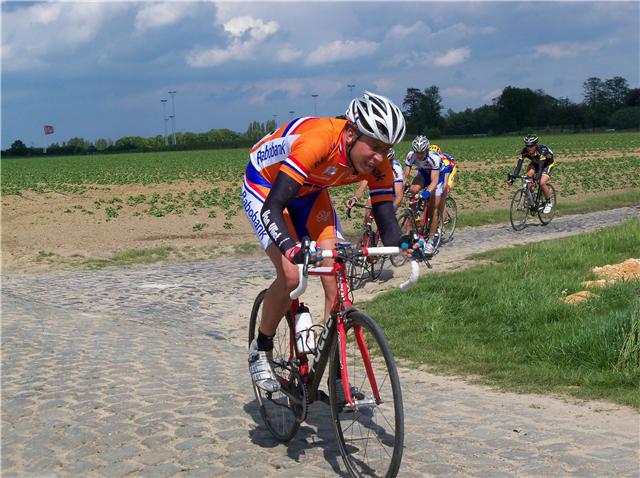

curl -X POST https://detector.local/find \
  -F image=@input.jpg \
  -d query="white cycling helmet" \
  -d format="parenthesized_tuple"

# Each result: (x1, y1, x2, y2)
(412, 135, 429, 153)
(387, 148, 396, 161)
(345, 91, 406, 145)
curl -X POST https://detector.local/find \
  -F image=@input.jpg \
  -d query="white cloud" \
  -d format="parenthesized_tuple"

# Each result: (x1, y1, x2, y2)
(2, 3, 128, 71)
(186, 15, 279, 67)
(387, 21, 430, 39)
(433, 47, 470, 67)
(534, 42, 598, 60)
(223, 16, 278, 41)
(134, 3, 194, 33)
(306, 40, 379, 66)
(275, 46, 304, 63)
(187, 41, 253, 67)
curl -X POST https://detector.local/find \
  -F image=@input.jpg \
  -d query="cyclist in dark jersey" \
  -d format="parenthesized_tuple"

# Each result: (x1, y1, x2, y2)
(508, 134, 555, 213)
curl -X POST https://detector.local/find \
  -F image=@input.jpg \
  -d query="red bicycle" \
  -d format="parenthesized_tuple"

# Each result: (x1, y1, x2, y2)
(248, 240, 420, 477)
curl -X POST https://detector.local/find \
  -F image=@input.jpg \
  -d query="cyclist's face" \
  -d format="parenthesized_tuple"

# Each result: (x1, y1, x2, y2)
(526, 144, 536, 151)
(350, 134, 391, 174)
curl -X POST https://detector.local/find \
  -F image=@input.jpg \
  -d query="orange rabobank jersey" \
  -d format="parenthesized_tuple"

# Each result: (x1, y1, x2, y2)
(245, 117, 395, 204)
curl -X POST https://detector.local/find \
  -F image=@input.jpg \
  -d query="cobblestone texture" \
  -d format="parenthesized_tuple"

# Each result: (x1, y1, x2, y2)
(2, 207, 639, 477)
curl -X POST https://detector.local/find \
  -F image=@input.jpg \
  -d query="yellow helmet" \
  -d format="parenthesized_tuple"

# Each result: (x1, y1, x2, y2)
(429, 144, 442, 155)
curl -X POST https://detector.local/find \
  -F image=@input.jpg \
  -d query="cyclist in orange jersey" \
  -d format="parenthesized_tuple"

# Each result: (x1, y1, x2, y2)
(243, 91, 419, 392)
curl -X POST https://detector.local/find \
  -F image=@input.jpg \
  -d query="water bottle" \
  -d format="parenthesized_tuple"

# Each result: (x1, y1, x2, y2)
(295, 303, 315, 354)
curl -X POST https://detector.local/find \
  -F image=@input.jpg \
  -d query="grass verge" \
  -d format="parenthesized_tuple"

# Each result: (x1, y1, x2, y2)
(363, 218, 640, 407)
(456, 190, 640, 229)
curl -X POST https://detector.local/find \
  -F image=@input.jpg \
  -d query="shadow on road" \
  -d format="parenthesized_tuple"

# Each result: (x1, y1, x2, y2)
(243, 399, 349, 476)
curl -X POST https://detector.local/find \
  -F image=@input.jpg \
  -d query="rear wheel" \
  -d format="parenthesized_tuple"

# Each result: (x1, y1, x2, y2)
(439, 195, 457, 244)
(248, 290, 301, 442)
(509, 189, 529, 231)
(538, 183, 556, 225)
(328, 311, 404, 478)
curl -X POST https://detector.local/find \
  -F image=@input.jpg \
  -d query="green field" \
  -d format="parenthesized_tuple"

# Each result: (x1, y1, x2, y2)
(362, 219, 640, 407)
(2, 131, 639, 224)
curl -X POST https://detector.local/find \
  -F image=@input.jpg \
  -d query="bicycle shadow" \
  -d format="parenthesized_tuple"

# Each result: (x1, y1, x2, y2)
(244, 399, 349, 476)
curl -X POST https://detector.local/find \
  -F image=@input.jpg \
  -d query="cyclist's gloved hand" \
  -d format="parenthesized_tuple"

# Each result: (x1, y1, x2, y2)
(345, 196, 357, 209)
(399, 233, 425, 259)
(286, 241, 322, 265)
(506, 174, 514, 185)
(420, 189, 431, 200)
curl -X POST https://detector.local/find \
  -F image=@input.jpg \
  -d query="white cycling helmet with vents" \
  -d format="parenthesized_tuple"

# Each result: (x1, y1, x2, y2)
(412, 135, 429, 152)
(345, 91, 406, 145)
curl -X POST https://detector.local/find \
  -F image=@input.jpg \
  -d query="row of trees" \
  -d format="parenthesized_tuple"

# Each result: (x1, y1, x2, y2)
(4, 119, 278, 157)
(403, 76, 639, 137)
(3, 76, 638, 157)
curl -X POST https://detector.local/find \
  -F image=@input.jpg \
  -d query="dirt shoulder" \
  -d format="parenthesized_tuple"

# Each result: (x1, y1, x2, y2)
(1, 180, 638, 273)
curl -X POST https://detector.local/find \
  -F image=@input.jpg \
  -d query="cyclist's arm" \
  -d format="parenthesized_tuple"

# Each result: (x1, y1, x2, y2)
(372, 201, 403, 246)
(426, 169, 439, 193)
(402, 165, 411, 182)
(353, 180, 369, 200)
(261, 173, 301, 255)
(513, 157, 524, 178)
(392, 181, 404, 209)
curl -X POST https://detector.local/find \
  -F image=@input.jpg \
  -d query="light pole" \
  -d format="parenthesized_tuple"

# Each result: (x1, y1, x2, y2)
(311, 94, 319, 116)
(168, 90, 177, 145)
(160, 99, 168, 146)
(289, 110, 295, 120)
(347, 84, 356, 99)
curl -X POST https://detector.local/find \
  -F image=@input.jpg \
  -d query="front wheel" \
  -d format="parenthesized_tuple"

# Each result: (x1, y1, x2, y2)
(248, 289, 301, 442)
(509, 188, 529, 231)
(538, 183, 556, 225)
(328, 311, 404, 478)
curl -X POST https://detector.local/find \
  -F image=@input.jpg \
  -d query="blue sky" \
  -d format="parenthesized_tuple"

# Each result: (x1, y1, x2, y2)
(2, 1, 638, 149)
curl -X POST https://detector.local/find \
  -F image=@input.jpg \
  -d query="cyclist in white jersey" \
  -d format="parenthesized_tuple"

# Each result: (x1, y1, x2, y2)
(402, 135, 443, 255)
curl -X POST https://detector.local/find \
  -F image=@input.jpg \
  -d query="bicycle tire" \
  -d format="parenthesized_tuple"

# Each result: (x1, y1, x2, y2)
(390, 210, 414, 267)
(248, 289, 301, 442)
(440, 195, 457, 244)
(509, 188, 529, 231)
(537, 183, 556, 225)
(328, 311, 404, 478)
(367, 231, 386, 281)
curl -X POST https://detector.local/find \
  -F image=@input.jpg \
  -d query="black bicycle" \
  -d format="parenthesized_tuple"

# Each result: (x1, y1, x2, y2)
(509, 175, 556, 231)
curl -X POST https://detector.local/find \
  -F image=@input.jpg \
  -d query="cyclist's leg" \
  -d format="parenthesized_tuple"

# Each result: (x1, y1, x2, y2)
(243, 179, 296, 391)
(539, 163, 553, 200)
(260, 244, 299, 336)
(301, 189, 341, 321)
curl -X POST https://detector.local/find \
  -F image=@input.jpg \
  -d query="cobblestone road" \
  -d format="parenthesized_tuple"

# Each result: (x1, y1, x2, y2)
(2, 207, 639, 477)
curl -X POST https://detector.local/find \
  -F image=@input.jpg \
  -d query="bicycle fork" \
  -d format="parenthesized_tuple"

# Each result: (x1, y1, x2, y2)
(336, 319, 381, 410)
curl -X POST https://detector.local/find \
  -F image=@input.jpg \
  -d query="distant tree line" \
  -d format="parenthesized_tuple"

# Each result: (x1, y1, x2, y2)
(3, 76, 638, 158)
(3, 119, 278, 158)
(403, 76, 639, 138)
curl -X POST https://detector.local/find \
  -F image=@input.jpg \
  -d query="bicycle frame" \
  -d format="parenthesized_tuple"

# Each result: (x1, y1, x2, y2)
(286, 245, 419, 409)
(517, 176, 544, 212)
